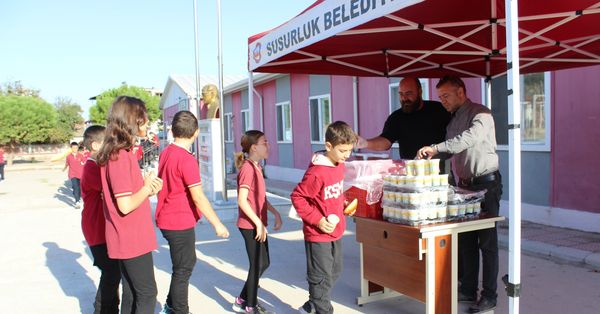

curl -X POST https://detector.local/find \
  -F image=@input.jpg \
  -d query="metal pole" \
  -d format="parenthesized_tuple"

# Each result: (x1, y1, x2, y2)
(505, 0, 522, 313)
(216, 0, 228, 201)
(192, 0, 202, 164)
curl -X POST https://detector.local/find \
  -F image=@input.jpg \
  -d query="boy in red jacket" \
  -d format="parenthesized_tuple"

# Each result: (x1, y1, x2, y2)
(291, 121, 356, 314)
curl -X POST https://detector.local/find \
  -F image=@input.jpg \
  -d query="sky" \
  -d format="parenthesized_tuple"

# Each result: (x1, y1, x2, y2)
(0, 0, 315, 119)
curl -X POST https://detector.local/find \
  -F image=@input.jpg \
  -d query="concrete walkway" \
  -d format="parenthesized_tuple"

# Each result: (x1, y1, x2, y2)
(1, 168, 599, 313)
(229, 175, 600, 270)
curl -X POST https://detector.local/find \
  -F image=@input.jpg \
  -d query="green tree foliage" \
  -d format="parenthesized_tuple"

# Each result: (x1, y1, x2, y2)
(90, 84, 160, 124)
(0, 95, 58, 147)
(52, 97, 84, 143)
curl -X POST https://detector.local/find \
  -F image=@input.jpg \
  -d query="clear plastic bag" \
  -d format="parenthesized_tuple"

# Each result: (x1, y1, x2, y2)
(343, 159, 403, 205)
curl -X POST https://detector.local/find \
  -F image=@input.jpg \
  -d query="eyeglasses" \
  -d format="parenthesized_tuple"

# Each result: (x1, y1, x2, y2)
(256, 141, 269, 146)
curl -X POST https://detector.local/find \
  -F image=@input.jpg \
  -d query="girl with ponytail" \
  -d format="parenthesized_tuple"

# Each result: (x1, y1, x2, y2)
(232, 130, 282, 314)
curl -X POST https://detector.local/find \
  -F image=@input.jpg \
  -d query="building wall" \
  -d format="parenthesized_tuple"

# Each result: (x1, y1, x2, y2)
(552, 65, 600, 213)
(291, 74, 312, 169)
(357, 77, 390, 138)
(261, 81, 279, 165)
(276, 77, 294, 168)
(331, 75, 355, 129)
(232, 92, 242, 152)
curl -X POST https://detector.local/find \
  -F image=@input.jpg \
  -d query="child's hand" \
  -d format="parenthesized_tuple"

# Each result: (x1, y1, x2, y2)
(255, 222, 268, 242)
(214, 223, 230, 238)
(317, 217, 336, 234)
(273, 213, 282, 231)
(150, 176, 163, 194)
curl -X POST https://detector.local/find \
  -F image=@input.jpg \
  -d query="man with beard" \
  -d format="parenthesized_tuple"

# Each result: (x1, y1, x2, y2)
(356, 77, 451, 160)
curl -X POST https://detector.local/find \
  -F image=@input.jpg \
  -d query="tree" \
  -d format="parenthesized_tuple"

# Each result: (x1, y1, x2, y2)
(0, 95, 58, 159)
(0, 80, 40, 98)
(89, 84, 161, 124)
(52, 97, 84, 143)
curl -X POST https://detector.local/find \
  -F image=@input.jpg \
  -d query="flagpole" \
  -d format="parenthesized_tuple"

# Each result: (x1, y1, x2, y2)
(216, 0, 228, 201)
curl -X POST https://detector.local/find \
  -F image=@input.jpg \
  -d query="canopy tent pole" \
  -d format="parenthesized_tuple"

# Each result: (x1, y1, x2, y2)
(505, 0, 522, 313)
(216, 0, 228, 201)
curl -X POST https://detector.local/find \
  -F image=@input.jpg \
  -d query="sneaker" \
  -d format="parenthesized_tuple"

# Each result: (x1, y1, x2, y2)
(468, 297, 496, 313)
(232, 297, 246, 313)
(74, 201, 81, 209)
(159, 303, 173, 314)
(297, 301, 315, 314)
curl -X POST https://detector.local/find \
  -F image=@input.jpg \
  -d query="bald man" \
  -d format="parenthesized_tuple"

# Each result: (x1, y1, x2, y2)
(357, 77, 451, 160)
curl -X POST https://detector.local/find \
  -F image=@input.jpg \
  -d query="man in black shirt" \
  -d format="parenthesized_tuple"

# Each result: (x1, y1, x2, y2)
(357, 77, 451, 160)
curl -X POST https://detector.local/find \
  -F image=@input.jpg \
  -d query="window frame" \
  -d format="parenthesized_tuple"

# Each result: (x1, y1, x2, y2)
(496, 71, 552, 152)
(308, 94, 332, 144)
(223, 112, 233, 143)
(240, 109, 250, 133)
(276, 101, 293, 143)
(388, 78, 430, 114)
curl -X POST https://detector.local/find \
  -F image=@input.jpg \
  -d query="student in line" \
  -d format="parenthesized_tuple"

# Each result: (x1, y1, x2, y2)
(291, 121, 356, 314)
(232, 130, 282, 314)
(63, 141, 85, 208)
(81, 125, 132, 313)
(155, 111, 230, 314)
(97, 96, 163, 314)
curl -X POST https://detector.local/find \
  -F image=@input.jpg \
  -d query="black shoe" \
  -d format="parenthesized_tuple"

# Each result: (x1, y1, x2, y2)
(458, 291, 476, 303)
(468, 297, 496, 313)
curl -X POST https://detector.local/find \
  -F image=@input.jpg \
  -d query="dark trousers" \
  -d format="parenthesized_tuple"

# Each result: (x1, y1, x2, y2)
(161, 228, 197, 314)
(239, 228, 270, 308)
(459, 173, 503, 301)
(119, 252, 157, 314)
(90, 244, 132, 314)
(304, 240, 343, 314)
(0, 162, 5, 180)
(70, 178, 81, 202)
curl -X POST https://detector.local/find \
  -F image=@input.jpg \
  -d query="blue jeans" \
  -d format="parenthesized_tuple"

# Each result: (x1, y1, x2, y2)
(70, 178, 81, 203)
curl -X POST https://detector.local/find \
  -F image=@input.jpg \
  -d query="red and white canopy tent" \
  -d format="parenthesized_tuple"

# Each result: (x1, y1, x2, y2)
(246, 0, 600, 313)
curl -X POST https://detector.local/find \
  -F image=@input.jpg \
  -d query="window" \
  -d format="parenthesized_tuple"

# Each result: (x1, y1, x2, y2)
(177, 98, 189, 111)
(276, 102, 293, 142)
(223, 113, 232, 142)
(241, 109, 250, 132)
(309, 95, 331, 143)
(491, 72, 551, 151)
(389, 78, 430, 113)
(521, 72, 549, 145)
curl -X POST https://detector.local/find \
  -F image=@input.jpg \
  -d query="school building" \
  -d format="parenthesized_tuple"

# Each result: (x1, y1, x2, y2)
(160, 65, 600, 233)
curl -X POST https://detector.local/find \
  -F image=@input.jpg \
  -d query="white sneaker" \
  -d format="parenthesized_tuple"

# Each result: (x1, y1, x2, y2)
(74, 201, 81, 208)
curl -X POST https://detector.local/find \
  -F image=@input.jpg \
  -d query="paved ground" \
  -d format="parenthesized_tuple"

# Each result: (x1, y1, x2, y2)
(1, 167, 599, 313)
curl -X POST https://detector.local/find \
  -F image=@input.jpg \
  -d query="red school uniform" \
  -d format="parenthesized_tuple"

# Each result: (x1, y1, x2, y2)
(290, 153, 346, 242)
(237, 159, 268, 229)
(66, 153, 84, 179)
(81, 158, 105, 246)
(155, 144, 202, 230)
(100, 149, 157, 259)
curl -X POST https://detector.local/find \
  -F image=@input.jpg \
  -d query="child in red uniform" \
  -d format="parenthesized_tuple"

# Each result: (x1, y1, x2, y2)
(97, 96, 164, 314)
(63, 141, 85, 208)
(291, 121, 356, 314)
(155, 111, 230, 314)
(81, 125, 132, 314)
(232, 130, 282, 314)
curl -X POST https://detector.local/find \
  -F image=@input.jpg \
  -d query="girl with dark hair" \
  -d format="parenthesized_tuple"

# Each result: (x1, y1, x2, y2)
(232, 130, 282, 314)
(97, 96, 163, 314)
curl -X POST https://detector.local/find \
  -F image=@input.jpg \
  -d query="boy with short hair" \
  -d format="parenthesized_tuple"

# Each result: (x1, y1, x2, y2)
(156, 110, 230, 314)
(291, 121, 357, 314)
(63, 141, 85, 208)
(81, 125, 131, 313)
